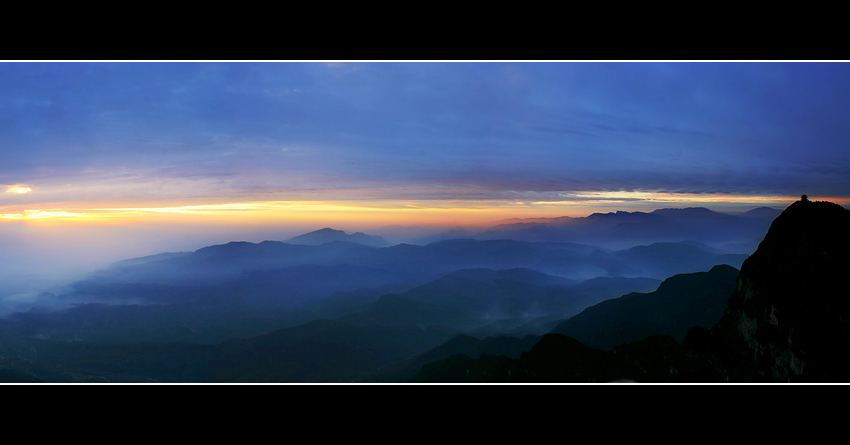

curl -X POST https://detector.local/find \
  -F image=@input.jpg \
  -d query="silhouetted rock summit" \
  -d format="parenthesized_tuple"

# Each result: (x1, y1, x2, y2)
(708, 198, 850, 381)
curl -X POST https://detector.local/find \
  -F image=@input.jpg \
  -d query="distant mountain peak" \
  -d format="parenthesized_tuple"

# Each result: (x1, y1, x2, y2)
(738, 207, 782, 219)
(285, 228, 388, 247)
(313, 228, 345, 234)
(651, 207, 715, 215)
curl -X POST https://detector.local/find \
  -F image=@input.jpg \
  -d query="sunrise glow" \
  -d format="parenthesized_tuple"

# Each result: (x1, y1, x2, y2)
(0, 192, 825, 226)
(5, 185, 31, 194)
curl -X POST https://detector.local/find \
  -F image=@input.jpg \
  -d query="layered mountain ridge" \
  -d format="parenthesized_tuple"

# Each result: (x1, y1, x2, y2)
(3, 201, 841, 383)
(414, 199, 850, 382)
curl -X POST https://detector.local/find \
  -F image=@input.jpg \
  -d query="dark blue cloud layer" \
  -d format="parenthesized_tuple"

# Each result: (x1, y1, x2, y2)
(1, 62, 849, 201)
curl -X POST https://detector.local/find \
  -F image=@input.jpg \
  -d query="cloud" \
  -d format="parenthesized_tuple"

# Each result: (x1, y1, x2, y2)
(5, 184, 31, 194)
(0, 62, 849, 209)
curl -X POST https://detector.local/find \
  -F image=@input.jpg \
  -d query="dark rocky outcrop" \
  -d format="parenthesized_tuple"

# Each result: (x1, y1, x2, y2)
(706, 199, 850, 382)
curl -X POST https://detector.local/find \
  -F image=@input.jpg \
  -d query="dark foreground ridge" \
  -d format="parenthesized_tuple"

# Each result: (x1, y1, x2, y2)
(415, 199, 850, 382)
(550, 264, 739, 350)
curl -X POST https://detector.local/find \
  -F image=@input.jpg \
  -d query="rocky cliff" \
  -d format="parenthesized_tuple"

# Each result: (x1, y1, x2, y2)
(707, 199, 850, 382)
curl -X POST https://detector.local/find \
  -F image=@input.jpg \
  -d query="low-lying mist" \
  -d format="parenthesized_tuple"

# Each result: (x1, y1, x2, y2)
(0, 221, 310, 313)
(0, 219, 484, 314)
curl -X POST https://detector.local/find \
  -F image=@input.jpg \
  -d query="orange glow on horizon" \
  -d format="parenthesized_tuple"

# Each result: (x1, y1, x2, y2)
(1, 193, 845, 227)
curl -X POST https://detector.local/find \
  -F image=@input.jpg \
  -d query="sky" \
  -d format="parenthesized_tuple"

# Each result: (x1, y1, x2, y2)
(2, 61, 850, 280)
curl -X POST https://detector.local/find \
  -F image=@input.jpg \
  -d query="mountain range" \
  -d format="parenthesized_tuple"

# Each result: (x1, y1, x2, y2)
(4, 202, 843, 383)
(413, 199, 850, 382)
(414, 207, 780, 253)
